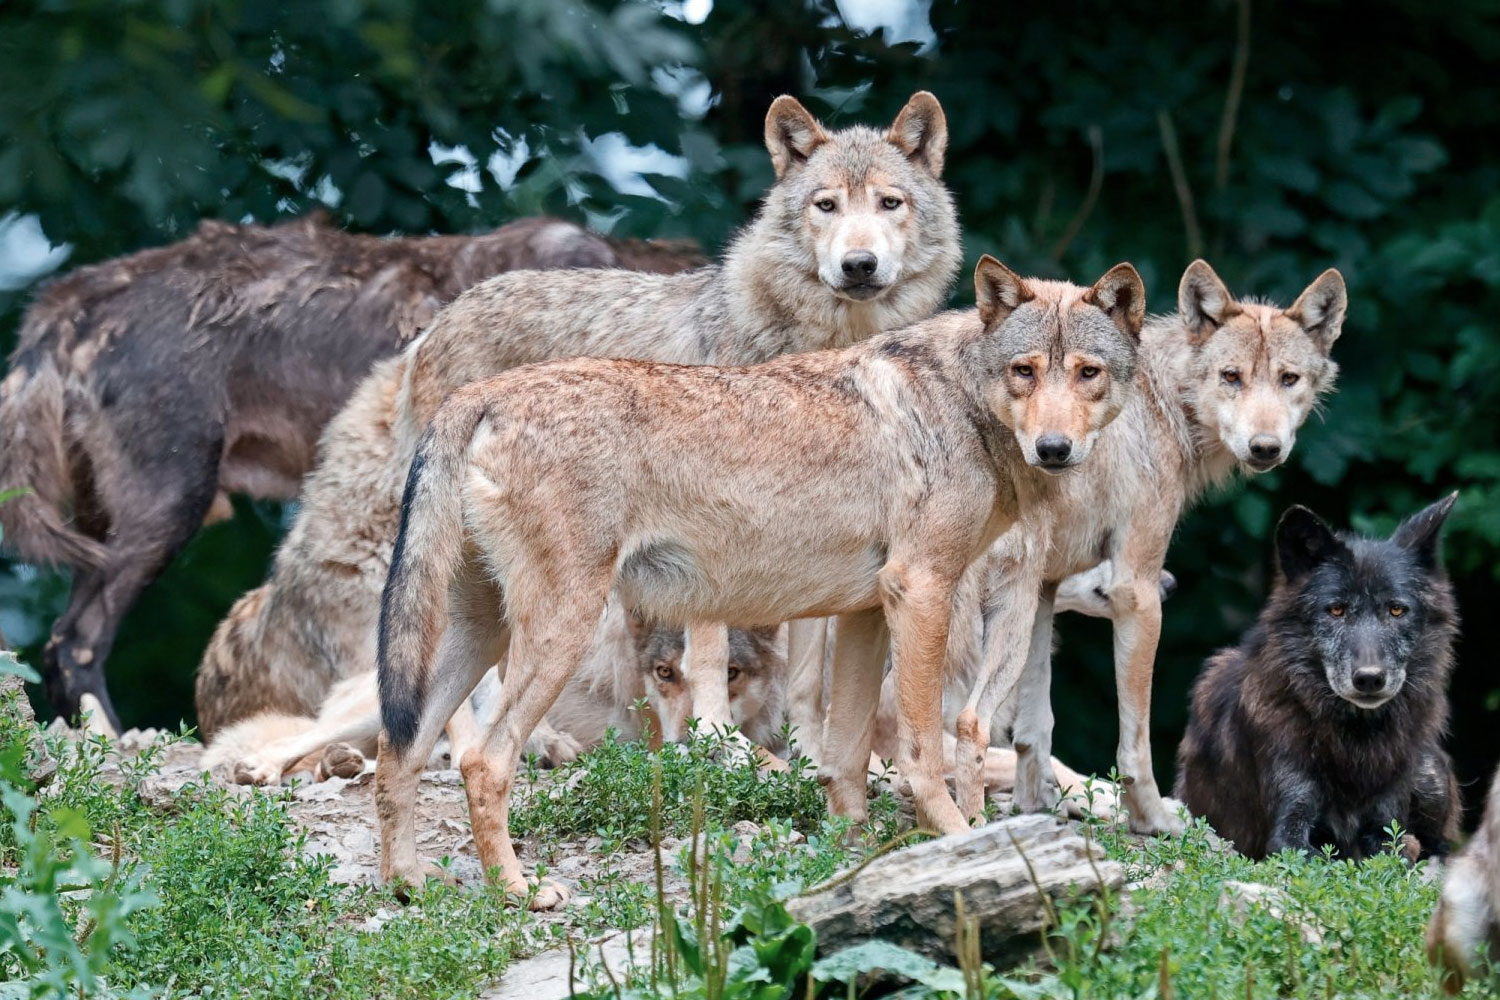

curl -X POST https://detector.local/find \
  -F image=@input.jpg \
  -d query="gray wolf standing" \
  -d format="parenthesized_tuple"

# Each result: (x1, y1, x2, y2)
(946, 261, 1347, 835)
(373, 255, 1145, 907)
(1175, 496, 1460, 861)
(195, 91, 961, 739)
(0, 212, 700, 730)
(1429, 762, 1500, 993)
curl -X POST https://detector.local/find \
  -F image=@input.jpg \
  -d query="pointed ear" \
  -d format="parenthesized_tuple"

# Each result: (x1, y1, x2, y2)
(1392, 492, 1458, 570)
(1286, 268, 1347, 353)
(1178, 259, 1240, 344)
(1276, 505, 1345, 582)
(1083, 263, 1147, 340)
(975, 255, 1033, 327)
(886, 91, 948, 177)
(764, 96, 830, 179)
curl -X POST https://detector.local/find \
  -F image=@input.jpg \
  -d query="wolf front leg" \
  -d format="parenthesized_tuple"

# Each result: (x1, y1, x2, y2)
(883, 562, 968, 836)
(784, 617, 830, 761)
(1108, 560, 1185, 835)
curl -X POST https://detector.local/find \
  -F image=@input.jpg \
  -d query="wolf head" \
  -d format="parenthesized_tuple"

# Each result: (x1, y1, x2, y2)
(1273, 494, 1458, 712)
(759, 92, 960, 314)
(635, 624, 783, 745)
(1178, 261, 1345, 472)
(971, 255, 1144, 472)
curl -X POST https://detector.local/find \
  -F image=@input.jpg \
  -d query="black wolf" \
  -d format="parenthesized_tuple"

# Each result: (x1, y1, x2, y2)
(1174, 494, 1461, 861)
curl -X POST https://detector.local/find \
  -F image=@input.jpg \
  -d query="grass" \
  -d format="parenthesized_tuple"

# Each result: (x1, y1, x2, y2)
(2, 661, 1495, 999)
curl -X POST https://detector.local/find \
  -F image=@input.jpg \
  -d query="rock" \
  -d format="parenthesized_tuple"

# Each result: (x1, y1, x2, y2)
(1219, 880, 1324, 945)
(479, 931, 650, 1000)
(787, 813, 1122, 968)
(0, 669, 58, 788)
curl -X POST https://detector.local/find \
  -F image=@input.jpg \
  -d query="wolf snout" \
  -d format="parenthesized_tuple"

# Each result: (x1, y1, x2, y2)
(1248, 434, 1283, 468)
(1352, 667, 1386, 695)
(1034, 434, 1074, 469)
(841, 250, 879, 279)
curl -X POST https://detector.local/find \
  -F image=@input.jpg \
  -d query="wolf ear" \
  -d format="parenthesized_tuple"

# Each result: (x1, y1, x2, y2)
(887, 91, 948, 177)
(764, 96, 830, 178)
(1286, 268, 1347, 353)
(1178, 260, 1240, 344)
(975, 255, 1034, 327)
(1393, 492, 1458, 570)
(1276, 505, 1344, 582)
(1084, 263, 1147, 341)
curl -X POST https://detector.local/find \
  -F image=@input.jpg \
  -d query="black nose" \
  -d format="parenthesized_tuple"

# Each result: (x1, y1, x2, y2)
(1249, 435, 1282, 462)
(1035, 435, 1073, 466)
(1352, 668, 1385, 694)
(841, 251, 878, 279)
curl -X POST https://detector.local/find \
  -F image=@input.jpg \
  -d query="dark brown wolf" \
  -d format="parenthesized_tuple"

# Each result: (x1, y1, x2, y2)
(1174, 495, 1461, 861)
(0, 212, 702, 728)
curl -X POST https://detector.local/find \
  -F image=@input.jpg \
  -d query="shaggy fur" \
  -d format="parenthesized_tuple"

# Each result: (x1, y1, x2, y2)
(1429, 763, 1500, 992)
(0, 211, 701, 728)
(1174, 496, 1461, 862)
(195, 92, 962, 739)
(371, 256, 1144, 908)
(944, 261, 1347, 834)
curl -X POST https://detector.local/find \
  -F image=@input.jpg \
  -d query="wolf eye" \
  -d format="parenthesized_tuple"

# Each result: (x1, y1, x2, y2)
(654, 663, 675, 681)
(814, 198, 836, 213)
(726, 666, 741, 682)
(880, 196, 903, 210)
(1281, 372, 1301, 387)
(1389, 603, 1407, 618)
(1328, 603, 1346, 618)
(1013, 364, 1034, 378)
(1221, 369, 1242, 386)
(1079, 365, 1100, 380)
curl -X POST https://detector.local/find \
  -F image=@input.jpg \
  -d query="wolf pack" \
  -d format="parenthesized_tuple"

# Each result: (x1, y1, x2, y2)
(0, 92, 1494, 986)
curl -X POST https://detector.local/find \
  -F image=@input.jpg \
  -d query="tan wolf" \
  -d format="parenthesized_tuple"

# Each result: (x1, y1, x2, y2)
(203, 603, 783, 786)
(946, 260, 1346, 834)
(372, 255, 1145, 907)
(1429, 762, 1500, 992)
(194, 91, 961, 739)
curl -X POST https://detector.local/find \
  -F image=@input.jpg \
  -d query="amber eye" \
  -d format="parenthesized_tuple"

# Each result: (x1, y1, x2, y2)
(1281, 372, 1301, 388)
(1328, 603, 1346, 618)
(1389, 603, 1407, 618)
(654, 663, 675, 681)
(814, 198, 836, 213)
(1222, 369, 1242, 386)
(726, 666, 741, 682)
(1079, 365, 1100, 380)
(1013, 364, 1034, 378)
(880, 196, 903, 210)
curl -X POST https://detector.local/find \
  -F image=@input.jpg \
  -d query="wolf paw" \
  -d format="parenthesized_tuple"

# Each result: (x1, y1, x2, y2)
(231, 758, 283, 786)
(528, 878, 571, 912)
(1127, 794, 1188, 836)
(528, 730, 583, 769)
(1013, 778, 1063, 816)
(387, 862, 459, 903)
(316, 742, 367, 781)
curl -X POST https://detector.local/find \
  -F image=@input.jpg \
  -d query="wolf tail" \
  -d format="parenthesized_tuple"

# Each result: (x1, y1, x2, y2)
(0, 357, 108, 569)
(377, 390, 490, 755)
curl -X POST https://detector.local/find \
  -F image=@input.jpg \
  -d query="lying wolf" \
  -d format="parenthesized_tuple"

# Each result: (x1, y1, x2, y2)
(203, 603, 783, 785)
(373, 255, 1144, 908)
(0, 211, 701, 729)
(1175, 495, 1461, 861)
(947, 261, 1346, 834)
(194, 91, 961, 739)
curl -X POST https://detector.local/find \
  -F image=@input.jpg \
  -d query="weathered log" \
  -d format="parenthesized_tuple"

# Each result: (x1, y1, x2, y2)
(788, 813, 1123, 968)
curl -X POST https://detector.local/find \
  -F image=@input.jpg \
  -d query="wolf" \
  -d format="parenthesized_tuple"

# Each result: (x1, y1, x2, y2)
(1174, 496, 1461, 862)
(203, 602, 784, 785)
(372, 255, 1145, 907)
(1428, 762, 1500, 993)
(194, 91, 961, 739)
(0, 211, 702, 730)
(943, 260, 1347, 835)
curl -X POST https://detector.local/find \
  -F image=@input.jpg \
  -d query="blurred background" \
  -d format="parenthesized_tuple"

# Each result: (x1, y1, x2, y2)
(2, 0, 1498, 816)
